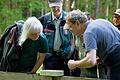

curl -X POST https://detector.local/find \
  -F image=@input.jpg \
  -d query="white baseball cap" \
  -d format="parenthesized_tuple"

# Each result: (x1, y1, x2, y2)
(114, 9, 120, 16)
(48, 0, 63, 7)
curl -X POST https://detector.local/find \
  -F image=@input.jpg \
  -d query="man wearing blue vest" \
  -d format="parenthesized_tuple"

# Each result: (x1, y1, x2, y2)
(38, 0, 80, 76)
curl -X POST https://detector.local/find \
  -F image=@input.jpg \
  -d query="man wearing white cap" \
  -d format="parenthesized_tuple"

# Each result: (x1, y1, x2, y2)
(38, 0, 80, 76)
(113, 9, 120, 30)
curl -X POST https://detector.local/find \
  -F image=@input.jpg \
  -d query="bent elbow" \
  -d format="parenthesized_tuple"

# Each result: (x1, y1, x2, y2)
(88, 58, 96, 67)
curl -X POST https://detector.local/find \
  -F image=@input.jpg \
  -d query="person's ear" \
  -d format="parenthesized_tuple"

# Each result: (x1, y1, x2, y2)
(76, 20, 80, 26)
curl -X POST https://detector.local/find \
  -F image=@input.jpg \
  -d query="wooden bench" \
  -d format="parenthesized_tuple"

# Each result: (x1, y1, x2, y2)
(0, 70, 107, 80)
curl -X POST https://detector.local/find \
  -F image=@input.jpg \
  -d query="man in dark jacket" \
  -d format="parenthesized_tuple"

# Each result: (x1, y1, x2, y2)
(39, 0, 80, 76)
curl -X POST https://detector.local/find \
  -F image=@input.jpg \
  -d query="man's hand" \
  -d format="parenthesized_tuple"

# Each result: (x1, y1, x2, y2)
(96, 57, 102, 64)
(67, 60, 77, 70)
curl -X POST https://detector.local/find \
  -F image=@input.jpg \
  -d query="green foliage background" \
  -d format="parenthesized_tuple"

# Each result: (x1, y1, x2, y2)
(0, 0, 47, 35)
(0, 0, 119, 35)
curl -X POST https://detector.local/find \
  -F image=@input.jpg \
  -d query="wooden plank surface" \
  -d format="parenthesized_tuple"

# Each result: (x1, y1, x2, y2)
(0, 71, 107, 80)
(0, 71, 52, 80)
(59, 76, 106, 80)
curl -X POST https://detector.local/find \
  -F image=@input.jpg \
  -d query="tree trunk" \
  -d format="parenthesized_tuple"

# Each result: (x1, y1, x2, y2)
(116, 0, 119, 8)
(95, 0, 99, 19)
(105, 0, 109, 20)
(64, 0, 71, 11)
(76, 0, 80, 10)
(85, 0, 88, 11)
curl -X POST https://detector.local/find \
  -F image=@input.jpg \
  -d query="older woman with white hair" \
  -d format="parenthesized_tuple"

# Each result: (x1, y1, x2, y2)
(16, 17, 48, 73)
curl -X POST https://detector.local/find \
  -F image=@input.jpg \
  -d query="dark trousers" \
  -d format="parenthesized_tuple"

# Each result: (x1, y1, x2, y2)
(104, 46, 120, 80)
(80, 64, 107, 79)
(43, 52, 80, 76)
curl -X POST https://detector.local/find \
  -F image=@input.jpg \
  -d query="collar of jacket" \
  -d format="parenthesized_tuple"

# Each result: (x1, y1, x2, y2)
(46, 10, 67, 23)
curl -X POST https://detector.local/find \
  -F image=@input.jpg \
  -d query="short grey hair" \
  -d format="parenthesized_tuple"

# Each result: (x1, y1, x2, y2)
(19, 17, 43, 46)
(66, 9, 88, 24)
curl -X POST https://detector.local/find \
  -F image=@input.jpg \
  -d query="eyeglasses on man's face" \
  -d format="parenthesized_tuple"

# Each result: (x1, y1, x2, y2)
(113, 15, 120, 19)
